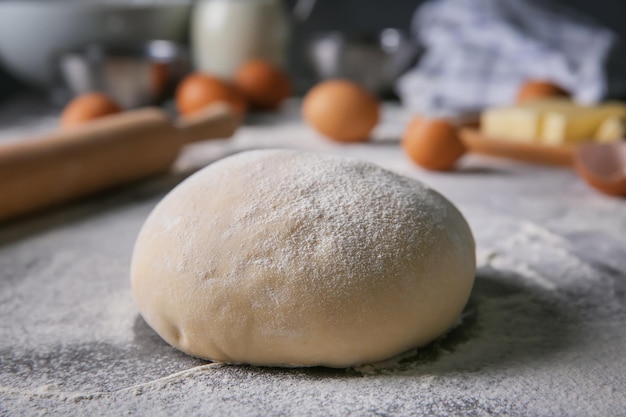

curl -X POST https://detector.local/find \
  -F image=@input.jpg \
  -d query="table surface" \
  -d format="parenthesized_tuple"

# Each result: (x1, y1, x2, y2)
(1, 97, 625, 417)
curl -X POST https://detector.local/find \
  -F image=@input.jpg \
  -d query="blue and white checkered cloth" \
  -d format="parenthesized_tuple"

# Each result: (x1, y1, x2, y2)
(396, 0, 624, 116)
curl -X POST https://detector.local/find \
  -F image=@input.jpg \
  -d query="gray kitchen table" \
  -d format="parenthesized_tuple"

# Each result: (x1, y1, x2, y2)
(1, 97, 625, 416)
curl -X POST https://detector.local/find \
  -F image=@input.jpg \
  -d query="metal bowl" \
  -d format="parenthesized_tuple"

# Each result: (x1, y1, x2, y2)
(58, 40, 190, 108)
(58, 41, 189, 109)
(307, 29, 420, 96)
(0, 1, 191, 87)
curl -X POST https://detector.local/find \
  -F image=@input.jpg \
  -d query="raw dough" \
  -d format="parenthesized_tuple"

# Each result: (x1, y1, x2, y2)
(130, 150, 476, 367)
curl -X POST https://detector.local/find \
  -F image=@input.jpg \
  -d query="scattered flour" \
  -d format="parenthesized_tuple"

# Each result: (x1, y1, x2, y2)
(1, 101, 625, 416)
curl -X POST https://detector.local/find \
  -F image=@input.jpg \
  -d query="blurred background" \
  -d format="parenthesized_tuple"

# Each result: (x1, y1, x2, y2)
(1, 0, 626, 217)
(1, 0, 624, 105)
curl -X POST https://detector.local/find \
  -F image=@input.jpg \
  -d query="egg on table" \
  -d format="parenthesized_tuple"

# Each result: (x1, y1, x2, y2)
(302, 80, 380, 143)
(402, 117, 466, 171)
(516, 80, 570, 103)
(234, 60, 291, 110)
(176, 73, 247, 117)
(60, 92, 121, 128)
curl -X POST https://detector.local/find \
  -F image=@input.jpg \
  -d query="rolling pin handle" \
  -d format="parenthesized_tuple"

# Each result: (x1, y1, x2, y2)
(176, 103, 240, 145)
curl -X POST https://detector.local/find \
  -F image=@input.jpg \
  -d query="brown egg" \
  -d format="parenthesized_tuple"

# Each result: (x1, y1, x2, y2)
(302, 80, 379, 143)
(176, 73, 247, 117)
(234, 60, 291, 110)
(402, 117, 466, 171)
(60, 92, 121, 128)
(516, 80, 570, 103)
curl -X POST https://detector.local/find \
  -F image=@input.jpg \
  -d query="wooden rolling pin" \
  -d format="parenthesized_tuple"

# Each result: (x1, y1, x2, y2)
(0, 103, 239, 222)
(459, 127, 574, 166)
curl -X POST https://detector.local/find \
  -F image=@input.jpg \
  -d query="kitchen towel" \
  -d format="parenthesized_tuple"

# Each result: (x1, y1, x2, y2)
(396, 0, 626, 116)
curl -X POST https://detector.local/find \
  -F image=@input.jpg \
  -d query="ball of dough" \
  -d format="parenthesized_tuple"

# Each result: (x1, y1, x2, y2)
(131, 150, 475, 367)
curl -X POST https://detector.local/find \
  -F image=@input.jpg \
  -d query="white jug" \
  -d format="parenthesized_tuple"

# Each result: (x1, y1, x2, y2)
(191, 0, 310, 79)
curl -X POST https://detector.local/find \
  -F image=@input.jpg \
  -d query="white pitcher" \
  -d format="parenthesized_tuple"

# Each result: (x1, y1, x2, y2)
(191, 0, 315, 79)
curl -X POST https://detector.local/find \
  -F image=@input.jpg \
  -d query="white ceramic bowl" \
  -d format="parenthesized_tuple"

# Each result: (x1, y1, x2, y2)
(0, 1, 191, 87)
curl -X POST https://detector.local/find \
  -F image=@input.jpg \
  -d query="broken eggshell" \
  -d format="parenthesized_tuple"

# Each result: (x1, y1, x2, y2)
(574, 142, 626, 196)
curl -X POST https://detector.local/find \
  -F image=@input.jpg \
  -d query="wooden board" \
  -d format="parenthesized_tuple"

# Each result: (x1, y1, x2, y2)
(460, 127, 575, 167)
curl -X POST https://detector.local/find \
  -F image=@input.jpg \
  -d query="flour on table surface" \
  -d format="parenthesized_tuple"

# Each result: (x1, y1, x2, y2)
(1, 100, 625, 416)
(2, 175, 624, 416)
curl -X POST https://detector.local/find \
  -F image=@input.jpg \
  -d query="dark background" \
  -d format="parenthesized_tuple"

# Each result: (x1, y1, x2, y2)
(0, 0, 624, 103)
